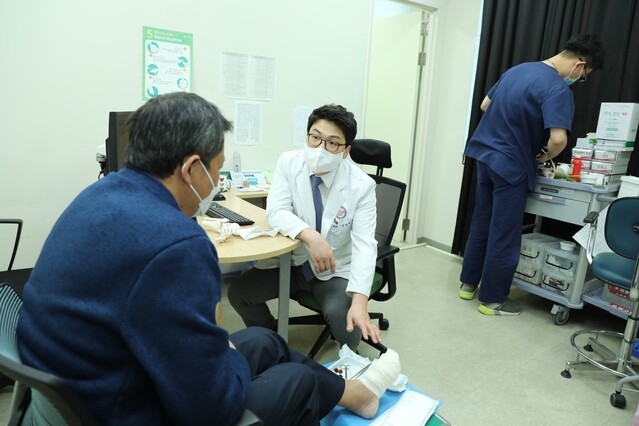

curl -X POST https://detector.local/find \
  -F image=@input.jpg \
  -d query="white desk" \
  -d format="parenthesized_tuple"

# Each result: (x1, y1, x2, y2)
(197, 194, 299, 340)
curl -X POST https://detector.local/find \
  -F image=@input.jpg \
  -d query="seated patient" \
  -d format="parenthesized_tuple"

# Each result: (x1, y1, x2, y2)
(16, 92, 400, 426)
(229, 104, 380, 353)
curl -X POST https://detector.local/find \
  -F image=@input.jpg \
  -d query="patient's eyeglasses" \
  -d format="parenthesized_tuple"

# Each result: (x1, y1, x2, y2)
(306, 133, 346, 153)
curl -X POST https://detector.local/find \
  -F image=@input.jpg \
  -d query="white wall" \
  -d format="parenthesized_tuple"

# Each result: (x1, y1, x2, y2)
(0, 0, 483, 268)
(0, 0, 374, 268)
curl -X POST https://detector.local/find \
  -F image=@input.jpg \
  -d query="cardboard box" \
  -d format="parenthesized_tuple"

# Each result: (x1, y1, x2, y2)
(596, 103, 639, 141)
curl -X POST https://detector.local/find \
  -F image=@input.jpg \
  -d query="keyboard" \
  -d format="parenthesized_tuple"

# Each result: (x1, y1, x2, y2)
(205, 202, 255, 226)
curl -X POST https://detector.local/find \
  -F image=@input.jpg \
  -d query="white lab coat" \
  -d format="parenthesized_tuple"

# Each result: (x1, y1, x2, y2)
(264, 149, 377, 297)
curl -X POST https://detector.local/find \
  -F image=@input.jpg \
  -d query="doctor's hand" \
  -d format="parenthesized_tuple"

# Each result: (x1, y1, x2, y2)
(347, 294, 382, 344)
(299, 228, 336, 274)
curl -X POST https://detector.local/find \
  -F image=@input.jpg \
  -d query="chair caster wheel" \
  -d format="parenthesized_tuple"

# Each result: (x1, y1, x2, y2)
(560, 370, 572, 379)
(610, 392, 626, 408)
(379, 318, 390, 331)
(583, 344, 593, 352)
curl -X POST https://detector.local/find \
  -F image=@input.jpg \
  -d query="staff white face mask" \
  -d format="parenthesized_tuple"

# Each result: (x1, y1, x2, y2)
(185, 160, 219, 217)
(303, 144, 343, 174)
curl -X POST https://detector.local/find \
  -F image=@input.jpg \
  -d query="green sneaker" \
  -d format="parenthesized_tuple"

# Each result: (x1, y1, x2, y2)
(459, 284, 477, 300)
(478, 300, 522, 316)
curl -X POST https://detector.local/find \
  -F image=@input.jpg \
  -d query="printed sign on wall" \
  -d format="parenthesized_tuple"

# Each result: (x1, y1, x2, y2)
(142, 26, 193, 100)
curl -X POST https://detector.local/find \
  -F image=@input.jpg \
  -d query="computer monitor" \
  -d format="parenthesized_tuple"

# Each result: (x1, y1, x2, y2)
(105, 111, 133, 175)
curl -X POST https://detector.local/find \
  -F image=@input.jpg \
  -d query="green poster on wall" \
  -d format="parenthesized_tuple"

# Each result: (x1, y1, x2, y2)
(142, 26, 193, 100)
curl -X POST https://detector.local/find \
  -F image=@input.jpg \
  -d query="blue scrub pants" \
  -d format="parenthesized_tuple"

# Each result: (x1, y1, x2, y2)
(460, 161, 529, 303)
(232, 327, 345, 425)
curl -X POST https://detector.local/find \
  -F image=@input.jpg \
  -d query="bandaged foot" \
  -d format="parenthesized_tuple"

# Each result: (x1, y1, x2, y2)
(358, 349, 401, 398)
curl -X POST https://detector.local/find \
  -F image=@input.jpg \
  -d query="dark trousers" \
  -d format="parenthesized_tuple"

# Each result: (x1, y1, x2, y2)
(460, 161, 529, 303)
(231, 327, 345, 426)
(228, 266, 361, 350)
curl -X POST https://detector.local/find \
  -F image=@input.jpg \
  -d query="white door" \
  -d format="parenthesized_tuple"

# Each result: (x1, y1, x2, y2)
(364, 5, 430, 243)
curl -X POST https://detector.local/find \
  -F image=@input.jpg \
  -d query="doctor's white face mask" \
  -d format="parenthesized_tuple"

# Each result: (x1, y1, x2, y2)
(303, 144, 343, 174)
(185, 160, 219, 217)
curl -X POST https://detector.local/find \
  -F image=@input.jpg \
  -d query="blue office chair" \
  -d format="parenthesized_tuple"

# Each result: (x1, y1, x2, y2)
(561, 196, 639, 408)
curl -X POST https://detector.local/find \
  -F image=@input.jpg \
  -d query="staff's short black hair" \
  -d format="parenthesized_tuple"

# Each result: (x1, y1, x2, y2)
(307, 104, 357, 145)
(562, 34, 604, 70)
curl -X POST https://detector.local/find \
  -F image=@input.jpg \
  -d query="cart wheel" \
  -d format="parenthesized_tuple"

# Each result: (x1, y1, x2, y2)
(553, 308, 570, 325)
(560, 370, 572, 379)
(610, 392, 626, 409)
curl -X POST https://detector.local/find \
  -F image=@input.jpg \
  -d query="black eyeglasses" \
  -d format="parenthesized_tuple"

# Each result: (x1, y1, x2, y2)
(577, 59, 587, 83)
(306, 133, 346, 153)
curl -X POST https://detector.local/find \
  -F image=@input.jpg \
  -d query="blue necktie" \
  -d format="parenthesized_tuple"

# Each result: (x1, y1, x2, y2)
(303, 175, 323, 280)
(311, 175, 324, 232)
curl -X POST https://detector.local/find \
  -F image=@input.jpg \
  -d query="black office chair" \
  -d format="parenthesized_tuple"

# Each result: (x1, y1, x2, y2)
(288, 139, 407, 358)
(0, 282, 262, 425)
(0, 219, 33, 296)
(561, 197, 639, 408)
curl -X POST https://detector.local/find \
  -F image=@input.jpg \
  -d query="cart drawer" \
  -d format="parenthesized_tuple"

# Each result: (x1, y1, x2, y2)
(526, 193, 589, 225)
(531, 183, 594, 203)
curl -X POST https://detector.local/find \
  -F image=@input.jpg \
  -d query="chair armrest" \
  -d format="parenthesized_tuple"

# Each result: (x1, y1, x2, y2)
(377, 245, 399, 261)
(232, 409, 263, 426)
(583, 211, 600, 264)
(583, 210, 599, 224)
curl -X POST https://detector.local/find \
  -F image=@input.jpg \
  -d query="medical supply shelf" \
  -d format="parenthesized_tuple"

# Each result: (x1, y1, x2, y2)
(512, 176, 620, 325)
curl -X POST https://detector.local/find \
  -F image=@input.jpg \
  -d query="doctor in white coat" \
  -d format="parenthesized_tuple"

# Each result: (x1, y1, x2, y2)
(228, 104, 381, 351)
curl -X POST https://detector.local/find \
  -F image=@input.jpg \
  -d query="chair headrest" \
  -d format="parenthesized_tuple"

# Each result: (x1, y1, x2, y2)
(349, 139, 392, 169)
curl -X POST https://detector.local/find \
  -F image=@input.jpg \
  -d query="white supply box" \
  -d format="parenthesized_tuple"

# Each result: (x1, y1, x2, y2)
(572, 147, 593, 159)
(590, 160, 628, 175)
(515, 258, 543, 285)
(596, 102, 639, 142)
(601, 284, 633, 314)
(543, 242, 579, 278)
(596, 138, 635, 148)
(618, 175, 639, 198)
(592, 149, 631, 165)
(520, 233, 560, 265)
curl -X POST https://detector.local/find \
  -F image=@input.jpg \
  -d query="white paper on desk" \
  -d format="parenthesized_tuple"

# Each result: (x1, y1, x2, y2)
(234, 186, 265, 192)
(236, 226, 279, 240)
(369, 390, 438, 426)
(573, 206, 612, 259)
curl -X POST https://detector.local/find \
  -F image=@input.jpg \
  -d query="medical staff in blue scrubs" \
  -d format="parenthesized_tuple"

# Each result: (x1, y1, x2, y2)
(459, 34, 604, 316)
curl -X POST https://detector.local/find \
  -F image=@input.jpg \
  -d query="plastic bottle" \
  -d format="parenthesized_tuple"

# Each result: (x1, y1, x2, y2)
(571, 157, 582, 181)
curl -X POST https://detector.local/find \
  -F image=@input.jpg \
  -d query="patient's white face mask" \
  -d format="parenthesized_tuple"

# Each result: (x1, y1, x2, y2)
(185, 160, 219, 217)
(303, 144, 343, 174)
